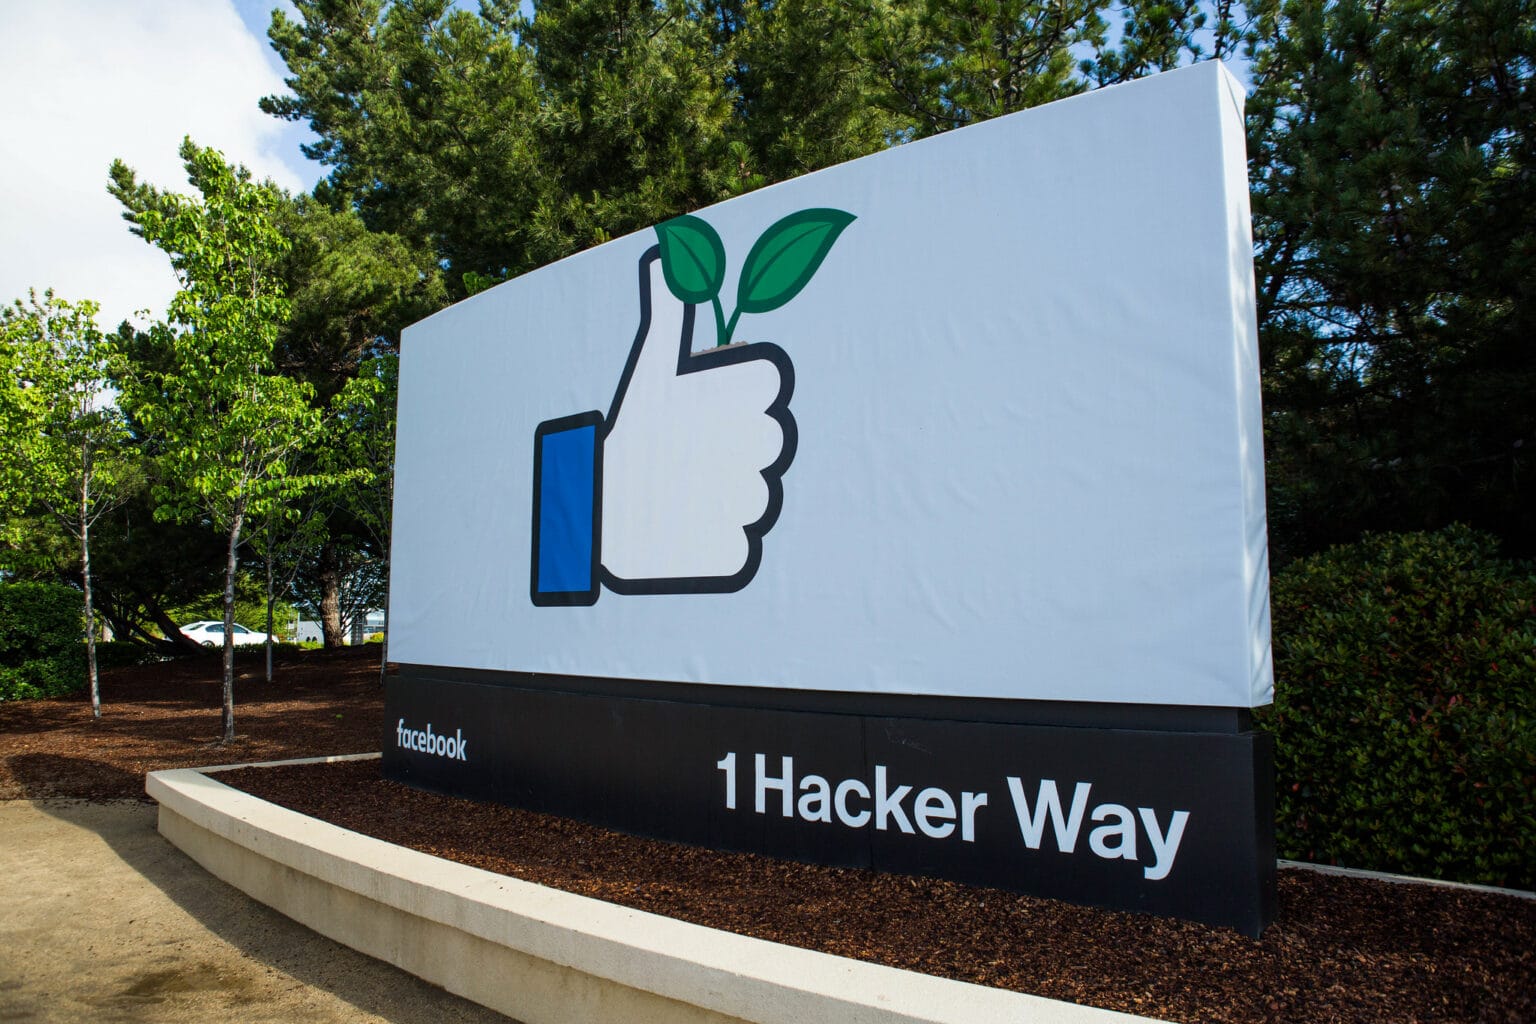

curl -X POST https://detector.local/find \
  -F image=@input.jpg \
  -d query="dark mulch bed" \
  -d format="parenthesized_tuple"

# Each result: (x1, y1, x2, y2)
(226, 758, 1536, 1024)
(0, 646, 385, 801)
(4, 649, 1534, 1023)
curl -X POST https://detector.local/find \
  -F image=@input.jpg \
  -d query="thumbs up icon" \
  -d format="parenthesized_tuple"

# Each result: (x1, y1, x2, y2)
(531, 210, 853, 606)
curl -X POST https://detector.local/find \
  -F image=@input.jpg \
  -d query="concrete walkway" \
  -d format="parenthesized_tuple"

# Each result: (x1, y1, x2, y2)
(0, 800, 515, 1023)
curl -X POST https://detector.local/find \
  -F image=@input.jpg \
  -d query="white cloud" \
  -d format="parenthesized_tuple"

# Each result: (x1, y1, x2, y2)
(0, 0, 318, 332)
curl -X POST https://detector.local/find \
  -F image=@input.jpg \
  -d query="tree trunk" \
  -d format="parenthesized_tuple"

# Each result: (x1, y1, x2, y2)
(80, 453, 100, 720)
(143, 595, 205, 653)
(318, 541, 344, 647)
(265, 529, 275, 684)
(220, 507, 244, 745)
(93, 592, 135, 649)
(378, 577, 390, 687)
(98, 589, 177, 653)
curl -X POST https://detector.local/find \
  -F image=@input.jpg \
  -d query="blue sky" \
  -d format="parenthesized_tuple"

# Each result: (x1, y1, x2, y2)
(0, 1, 324, 331)
(232, 0, 325, 184)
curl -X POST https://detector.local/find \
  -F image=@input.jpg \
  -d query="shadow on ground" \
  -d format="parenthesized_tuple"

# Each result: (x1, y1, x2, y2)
(7, 760, 513, 1024)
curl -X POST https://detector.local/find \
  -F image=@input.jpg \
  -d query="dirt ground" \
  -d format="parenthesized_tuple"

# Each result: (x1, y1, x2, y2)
(0, 799, 511, 1024)
(3, 647, 1534, 1024)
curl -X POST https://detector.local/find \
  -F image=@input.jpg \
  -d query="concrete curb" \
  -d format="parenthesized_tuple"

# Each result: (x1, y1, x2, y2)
(187, 751, 384, 774)
(146, 758, 1164, 1024)
(1277, 859, 1536, 900)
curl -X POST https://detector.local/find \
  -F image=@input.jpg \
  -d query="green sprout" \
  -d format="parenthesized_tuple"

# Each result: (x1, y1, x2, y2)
(655, 208, 856, 346)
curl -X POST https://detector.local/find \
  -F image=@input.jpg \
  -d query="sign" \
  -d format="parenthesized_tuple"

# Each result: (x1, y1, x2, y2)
(386, 669, 1274, 934)
(390, 61, 1270, 709)
(386, 61, 1275, 933)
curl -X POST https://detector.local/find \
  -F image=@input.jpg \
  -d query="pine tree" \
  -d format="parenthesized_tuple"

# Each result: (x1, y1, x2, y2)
(1247, 0, 1536, 558)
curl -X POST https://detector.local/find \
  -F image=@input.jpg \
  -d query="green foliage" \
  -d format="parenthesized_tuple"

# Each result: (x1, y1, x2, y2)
(12, 475, 231, 653)
(1262, 526, 1536, 887)
(1248, 0, 1536, 561)
(0, 582, 85, 701)
(461, 271, 501, 297)
(0, 484, 227, 655)
(274, 195, 443, 401)
(266, 1, 1207, 298)
(0, 291, 129, 521)
(0, 290, 135, 711)
(289, 353, 396, 652)
(724, 0, 902, 176)
(109, 140, 319, 535)
(109, 139, 354, 739)
(263, 193, 431, 658)
(320, 353, 397, 545)
(91, 640, 163, 671)
(163, 589, 300, 640)
(849, 0, 1216, 138)
(265, 0, 723, 291)
(851, 0, 1089, 136)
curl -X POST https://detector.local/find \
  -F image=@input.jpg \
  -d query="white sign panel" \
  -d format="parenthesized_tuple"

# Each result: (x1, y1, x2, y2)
(389, 62, 1273, 708)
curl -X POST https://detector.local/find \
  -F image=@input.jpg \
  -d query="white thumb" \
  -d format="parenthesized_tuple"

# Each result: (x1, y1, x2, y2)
(605, 248, 694, 426)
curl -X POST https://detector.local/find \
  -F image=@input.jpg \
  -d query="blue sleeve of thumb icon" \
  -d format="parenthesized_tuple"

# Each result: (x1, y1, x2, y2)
(531, 413, 602, 606)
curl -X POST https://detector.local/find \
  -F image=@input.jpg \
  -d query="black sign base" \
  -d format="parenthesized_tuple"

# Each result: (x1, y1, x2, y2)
(384, 666, 1274, 936)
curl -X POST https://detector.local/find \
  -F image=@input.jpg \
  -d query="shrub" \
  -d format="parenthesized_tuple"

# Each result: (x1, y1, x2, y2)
(251, 641, 322, 656)
(0, 582, 86, 701)
(91, 640, 163, 671)
(1261, 526, 1536, 888)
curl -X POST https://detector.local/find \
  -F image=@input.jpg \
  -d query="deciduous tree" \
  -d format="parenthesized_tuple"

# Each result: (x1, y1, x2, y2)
(110, 139, 325, 743)
(0, 291, 135, 716)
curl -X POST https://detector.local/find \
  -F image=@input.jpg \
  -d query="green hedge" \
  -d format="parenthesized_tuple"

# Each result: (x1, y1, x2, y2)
(0, 582, 86, 702)
(245, 641, 323, 655)
(1262, 526, 1536, 888)
(91, 640, 163, 671)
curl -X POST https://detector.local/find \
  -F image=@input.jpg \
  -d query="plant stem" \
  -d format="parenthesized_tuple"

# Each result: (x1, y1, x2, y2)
(722, 308, 743, 347)
(711, 296, 728, 347)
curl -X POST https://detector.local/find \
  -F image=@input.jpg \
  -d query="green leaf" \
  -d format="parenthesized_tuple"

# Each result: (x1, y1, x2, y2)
(736, 208, 855, 315)
(462, 270, 500, 296)
(655, 215, 726, 304)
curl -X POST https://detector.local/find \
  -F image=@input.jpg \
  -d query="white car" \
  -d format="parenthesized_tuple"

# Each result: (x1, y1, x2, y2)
(178, 621, 273, 647)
